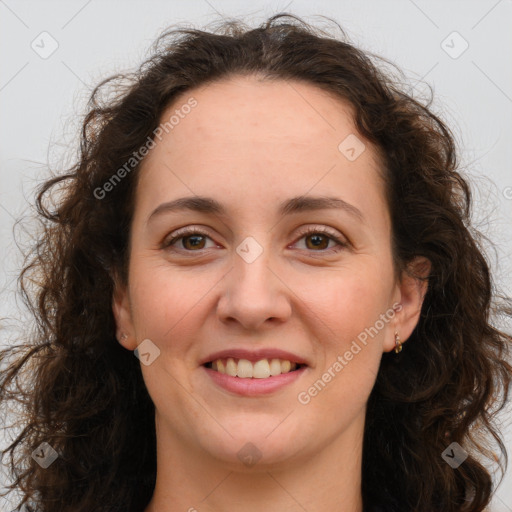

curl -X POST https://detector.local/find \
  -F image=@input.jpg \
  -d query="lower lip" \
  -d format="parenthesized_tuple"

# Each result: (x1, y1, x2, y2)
(203, 366, 307, 396)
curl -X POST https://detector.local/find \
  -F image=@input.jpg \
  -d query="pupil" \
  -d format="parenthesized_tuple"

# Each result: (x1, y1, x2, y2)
(308, 234, 327, 249)
(185, 235, 204, 249)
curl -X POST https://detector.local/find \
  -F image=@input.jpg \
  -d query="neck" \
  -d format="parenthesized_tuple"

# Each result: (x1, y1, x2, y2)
(144, 414, 365, 512)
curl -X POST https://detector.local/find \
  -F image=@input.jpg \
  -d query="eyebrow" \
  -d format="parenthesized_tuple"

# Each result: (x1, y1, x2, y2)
(147, 195, 364, 223)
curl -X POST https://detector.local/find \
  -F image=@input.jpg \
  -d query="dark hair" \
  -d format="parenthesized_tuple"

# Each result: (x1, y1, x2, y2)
(1, 13, 511, 512)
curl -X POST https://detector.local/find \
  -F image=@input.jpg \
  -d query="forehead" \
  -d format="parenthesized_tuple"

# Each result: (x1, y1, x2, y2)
(135, 75, 386, 223)
(161, 75, 361, 155)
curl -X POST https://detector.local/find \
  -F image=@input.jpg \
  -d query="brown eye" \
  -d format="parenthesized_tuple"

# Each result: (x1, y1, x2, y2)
(163, 228, 216, 252)
(181, 234, 207, 250)
(293, 227, 348, 253)
(304, 233, 330, 250)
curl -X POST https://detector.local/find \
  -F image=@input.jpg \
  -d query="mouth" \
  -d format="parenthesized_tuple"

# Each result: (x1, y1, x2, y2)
(203, 357, 307, 379)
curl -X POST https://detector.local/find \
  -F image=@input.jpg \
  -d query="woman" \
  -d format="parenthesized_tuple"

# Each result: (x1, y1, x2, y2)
(1, 13, 511, 512)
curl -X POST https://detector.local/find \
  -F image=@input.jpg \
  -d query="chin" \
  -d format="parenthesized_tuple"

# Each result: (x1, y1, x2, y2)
(196, 420, 307, 469)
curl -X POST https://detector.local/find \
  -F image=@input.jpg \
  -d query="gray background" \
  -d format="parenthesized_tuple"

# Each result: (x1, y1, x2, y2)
(1, 0, 511, 510)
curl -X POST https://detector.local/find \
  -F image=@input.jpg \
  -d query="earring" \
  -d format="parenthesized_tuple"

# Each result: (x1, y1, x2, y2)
(120, 333, 128, 341)
(394, 332, 402, 353)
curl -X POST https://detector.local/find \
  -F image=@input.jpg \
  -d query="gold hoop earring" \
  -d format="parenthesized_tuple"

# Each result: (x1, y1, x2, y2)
(394, 332, 402, 354)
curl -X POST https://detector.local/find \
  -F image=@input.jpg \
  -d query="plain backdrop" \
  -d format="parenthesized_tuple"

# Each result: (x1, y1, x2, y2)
(0, 1, 511, 510)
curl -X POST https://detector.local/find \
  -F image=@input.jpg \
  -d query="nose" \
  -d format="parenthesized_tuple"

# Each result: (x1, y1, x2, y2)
(216, 243, 292, 331)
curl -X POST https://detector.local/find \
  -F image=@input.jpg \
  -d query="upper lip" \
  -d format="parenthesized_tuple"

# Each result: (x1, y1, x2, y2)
(200, 348, 309, 366)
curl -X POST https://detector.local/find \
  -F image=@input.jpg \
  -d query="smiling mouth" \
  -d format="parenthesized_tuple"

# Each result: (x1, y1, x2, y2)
(204, 357, 306, 379)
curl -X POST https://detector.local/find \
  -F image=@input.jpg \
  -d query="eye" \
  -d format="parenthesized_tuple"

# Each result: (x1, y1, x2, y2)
(161, 225, 349, 254)
(292, 226, 349, 253)
(162, 227, 217, 251)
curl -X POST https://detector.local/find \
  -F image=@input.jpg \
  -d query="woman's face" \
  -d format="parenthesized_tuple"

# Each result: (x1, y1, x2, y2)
(114, 75, 426, 470)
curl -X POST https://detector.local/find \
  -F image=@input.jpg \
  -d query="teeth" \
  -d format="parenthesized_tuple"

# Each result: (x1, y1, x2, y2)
(226, 357, 237, 377)
(211, 357, 301, 378)
(237, 359, 253, 378)
(253, 359, 270, 379)
(269, 358, 282, 376)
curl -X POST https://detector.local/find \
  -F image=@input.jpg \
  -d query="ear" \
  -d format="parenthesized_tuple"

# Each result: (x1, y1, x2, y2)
(384, 256, 431, 352)
(112, 277, 137, 351)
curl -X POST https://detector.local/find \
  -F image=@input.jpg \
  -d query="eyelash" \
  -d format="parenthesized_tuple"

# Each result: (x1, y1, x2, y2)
(162, 226, 349, 255)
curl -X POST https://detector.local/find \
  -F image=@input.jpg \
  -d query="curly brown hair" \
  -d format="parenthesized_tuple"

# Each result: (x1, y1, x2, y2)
(1, 13, 511, 512)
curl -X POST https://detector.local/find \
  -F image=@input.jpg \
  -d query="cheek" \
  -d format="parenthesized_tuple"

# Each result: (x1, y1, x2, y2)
(127, 258, 211, 346)
(303, 264, 394, 343)
(297, 264, 393, 399)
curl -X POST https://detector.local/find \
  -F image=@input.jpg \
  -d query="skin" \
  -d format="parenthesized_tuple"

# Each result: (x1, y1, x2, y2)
(113, 75, 429, 512)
